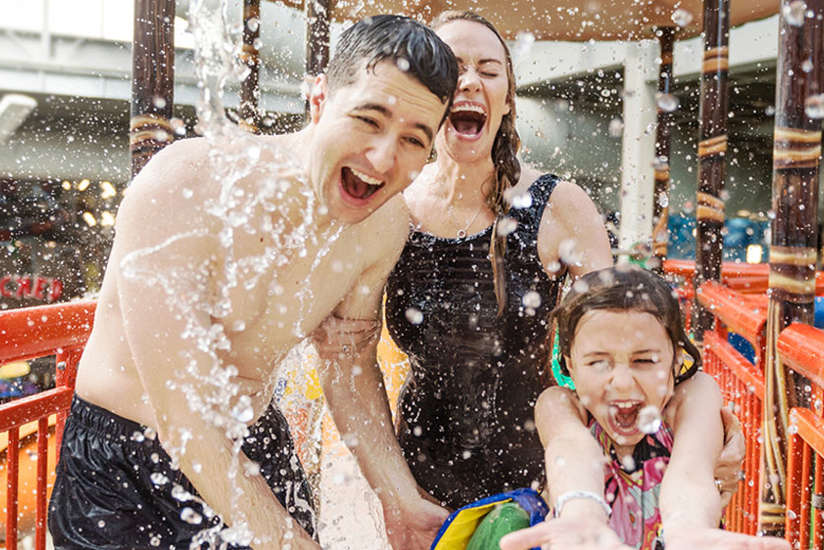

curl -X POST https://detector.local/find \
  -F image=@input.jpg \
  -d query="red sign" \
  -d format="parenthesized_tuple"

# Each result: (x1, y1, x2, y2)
(0, 275, 63, 302)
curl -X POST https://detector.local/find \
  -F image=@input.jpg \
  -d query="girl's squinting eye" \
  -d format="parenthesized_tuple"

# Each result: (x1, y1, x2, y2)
(481, 72, 499, 78)
(405, 136, 426, 148)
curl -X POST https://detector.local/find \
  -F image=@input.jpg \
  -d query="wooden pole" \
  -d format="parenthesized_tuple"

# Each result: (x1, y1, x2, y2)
(305, 0, 330, 120)
(652, 27, 677, 271)
(692, 0, 730, 338)
(130, 0, 175, 179)
(760, 0, 823, 535)
(239, 0, 262, 133)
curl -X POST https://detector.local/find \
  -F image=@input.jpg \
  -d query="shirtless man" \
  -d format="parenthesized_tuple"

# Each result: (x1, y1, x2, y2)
(48, 15, 457, 550)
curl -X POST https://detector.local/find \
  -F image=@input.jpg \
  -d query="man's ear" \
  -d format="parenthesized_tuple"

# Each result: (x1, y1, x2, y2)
(309, 74, 329, 124)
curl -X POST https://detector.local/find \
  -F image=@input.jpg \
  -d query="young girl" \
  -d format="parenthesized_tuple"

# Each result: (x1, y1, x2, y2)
(500, 266, 789, 550)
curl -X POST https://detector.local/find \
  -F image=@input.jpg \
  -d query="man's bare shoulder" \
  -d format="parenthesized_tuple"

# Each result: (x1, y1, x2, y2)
(358, 195, 410, 257)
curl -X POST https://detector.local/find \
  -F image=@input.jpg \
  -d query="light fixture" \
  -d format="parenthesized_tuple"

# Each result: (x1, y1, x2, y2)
(746, 244, 763, 264)
(0, 94, 37, 145)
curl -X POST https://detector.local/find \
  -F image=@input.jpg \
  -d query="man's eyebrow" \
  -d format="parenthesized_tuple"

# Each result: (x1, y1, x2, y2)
(352, 102, 434, 143)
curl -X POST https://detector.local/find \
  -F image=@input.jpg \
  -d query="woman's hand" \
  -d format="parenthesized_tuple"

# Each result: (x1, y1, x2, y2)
(499, 517, 631, 550)
(664, 526, 789, 550)
(714, 407, 746, 507)
(382, 496, 448, 550)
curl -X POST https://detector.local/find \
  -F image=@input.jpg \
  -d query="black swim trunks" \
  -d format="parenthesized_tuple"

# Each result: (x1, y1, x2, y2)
(48, 396, 316, 549)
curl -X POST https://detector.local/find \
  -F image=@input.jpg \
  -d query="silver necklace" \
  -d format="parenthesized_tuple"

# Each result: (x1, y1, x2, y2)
(455, 203, 485, 238)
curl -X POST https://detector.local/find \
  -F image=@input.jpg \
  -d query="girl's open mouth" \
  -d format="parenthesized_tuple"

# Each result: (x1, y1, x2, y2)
(341, 167, 384, 201)
(607, 401, 643, 436)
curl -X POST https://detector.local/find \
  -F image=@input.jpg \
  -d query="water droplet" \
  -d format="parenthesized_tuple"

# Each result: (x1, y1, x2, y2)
(150, 472, 170, 486)
(246, 17, 259, 32)
(608, 118, 624, 137)
(511, 192, 533, 209)
(765, 105, 776, 116)
(244, 461, 261, 476)
(802, 59, 813, 72)
(671, 8, 694, 27)
(180, 507, 203, 525)
(513, 31, 536, 58)
(783, 1, 807, 26)
(396, 57, 410, 72)
(656, 93, 680, 112)
(497, 217, 518, 236)
(620, 455, 636, 471)
(572, 279, 590, 293)
(805, 94, 824, 119)
(522, 291, 541, 308)
(153, 96, 167, 109)
(171, 484, 193, 502)
(638, 405, 662, 434)
(182, 188, 193, 199)
(413, 425, 423, 437)
(149, 535, 161, 546)
(657, 192, 669, 208)
(231, 395, 255, 423)
(131, 431, 145, 442)
(98, 520, 106, 528)
(405, 307, 423, 325)
(559, 238, 583, 266)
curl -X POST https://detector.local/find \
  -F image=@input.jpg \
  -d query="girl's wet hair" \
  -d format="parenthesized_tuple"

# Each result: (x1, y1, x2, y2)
(326, 14, 458, 107)
(430, 11, 521, 317)
(552, 265, 700, 384)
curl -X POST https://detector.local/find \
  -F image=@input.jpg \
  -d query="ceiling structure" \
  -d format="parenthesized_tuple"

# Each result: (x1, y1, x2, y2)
(272, 0, 779, 41)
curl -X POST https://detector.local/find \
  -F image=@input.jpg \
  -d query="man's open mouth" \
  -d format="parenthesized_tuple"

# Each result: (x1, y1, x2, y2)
(607, 401, 643, 435)
(449, 103, 487, 138)
(341, 167, 384, 201)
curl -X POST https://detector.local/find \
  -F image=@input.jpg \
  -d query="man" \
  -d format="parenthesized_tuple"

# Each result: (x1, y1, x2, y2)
(48, 15, 457, 550)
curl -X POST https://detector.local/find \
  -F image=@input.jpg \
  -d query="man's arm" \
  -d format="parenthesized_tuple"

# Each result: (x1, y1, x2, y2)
(115, 156, 318, 550)
(312, 202, 447, 550)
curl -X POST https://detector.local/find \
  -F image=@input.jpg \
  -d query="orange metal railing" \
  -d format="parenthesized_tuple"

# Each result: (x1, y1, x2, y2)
(0, 301, 95, 549)
(697, 281, 767, 534)
(782, 323, 824, 548)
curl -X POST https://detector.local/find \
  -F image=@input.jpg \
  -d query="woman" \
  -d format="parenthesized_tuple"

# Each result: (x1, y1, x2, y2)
(385, 11, 612, 508)
(384, 10, 741, 512)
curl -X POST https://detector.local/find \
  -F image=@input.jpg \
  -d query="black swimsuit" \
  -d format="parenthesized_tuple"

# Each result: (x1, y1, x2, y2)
(385, 174, 564, 508)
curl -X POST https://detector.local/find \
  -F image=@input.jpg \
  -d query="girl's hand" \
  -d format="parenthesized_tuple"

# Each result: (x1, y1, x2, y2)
(498, 517, 631, 550)
(715, 407, 746, 507)
(664, 526, 790, 550)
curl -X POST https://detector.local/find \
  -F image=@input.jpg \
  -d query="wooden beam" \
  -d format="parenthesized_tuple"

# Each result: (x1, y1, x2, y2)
(304, 0, 330, 121)
(240, 0, 262, 133)
(130, 0, 175, 178)
(692, 0, 730, 338)
(760, 0, 823, 535)
(652, 26, 677, 271)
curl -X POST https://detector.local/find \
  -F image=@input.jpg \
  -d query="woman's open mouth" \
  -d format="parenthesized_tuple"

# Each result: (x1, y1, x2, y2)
(449, 103, 487, 139)
(340, 167, 384, 202)
(607, 400, 643, 437)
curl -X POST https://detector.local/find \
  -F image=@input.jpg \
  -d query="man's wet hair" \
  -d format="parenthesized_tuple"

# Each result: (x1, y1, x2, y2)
(326, 14, 458, 105)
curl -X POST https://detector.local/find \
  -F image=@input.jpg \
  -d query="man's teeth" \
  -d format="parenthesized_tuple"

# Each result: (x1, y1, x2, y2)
(350, 168, 383, 186)
(451, 104, 486, 115)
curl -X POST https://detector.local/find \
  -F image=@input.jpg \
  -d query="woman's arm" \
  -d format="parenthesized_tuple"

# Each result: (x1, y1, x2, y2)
(661, 373, 789, 550)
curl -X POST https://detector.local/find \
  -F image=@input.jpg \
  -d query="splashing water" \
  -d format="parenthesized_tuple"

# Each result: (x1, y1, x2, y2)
(782, 0, 807, 26)
(637, 405, 662, 434)
(805, 94, 824, 119)
(656, 93, 680, 113)
(670, 8, 694, 27)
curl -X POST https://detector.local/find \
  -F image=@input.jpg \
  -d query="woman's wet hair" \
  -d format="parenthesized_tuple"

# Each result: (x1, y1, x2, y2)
(431, 11, 521, 316)
(326, 14, 458, 106)
(552, 265, 701, 384)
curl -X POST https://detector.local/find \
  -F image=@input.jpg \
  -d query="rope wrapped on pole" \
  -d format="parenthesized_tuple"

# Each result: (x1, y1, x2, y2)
(652, 26, 677, 271)
(692, 0, 730, 339)
(761, 0, 823, 535)
(130, 0, 175, 179)
(239, 0, 262, 133)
